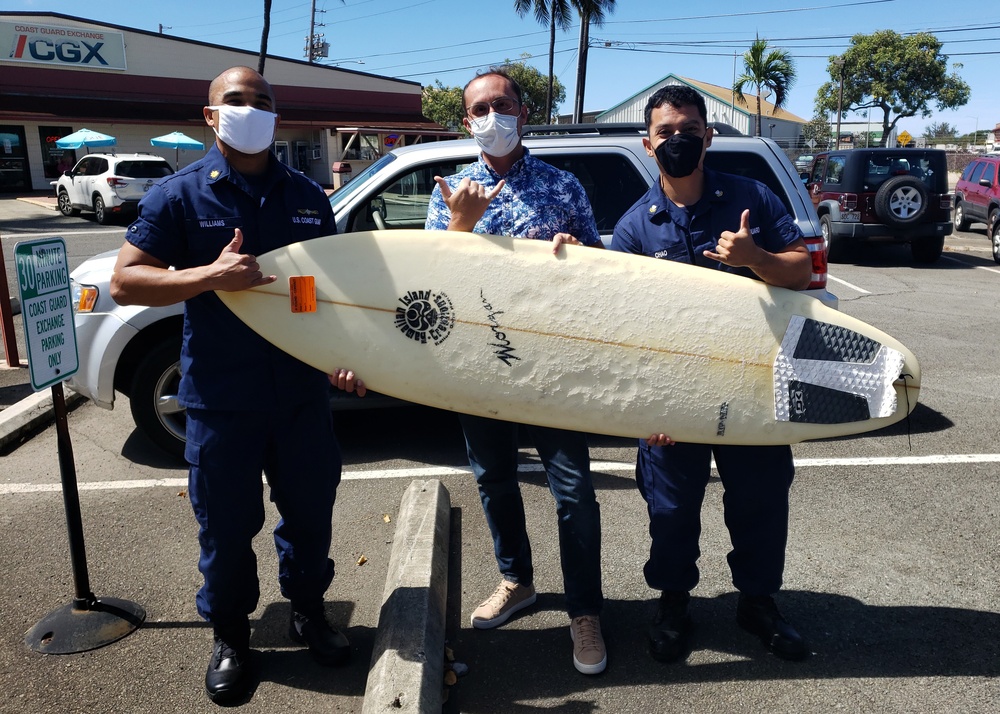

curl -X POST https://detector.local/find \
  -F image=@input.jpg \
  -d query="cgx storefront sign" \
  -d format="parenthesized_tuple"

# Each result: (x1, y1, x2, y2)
(0, 21, 126, 70)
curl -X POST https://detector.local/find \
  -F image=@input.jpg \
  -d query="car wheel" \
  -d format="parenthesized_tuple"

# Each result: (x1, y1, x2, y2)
(874, 176, 928, 227)
(910, 235, 944, 264)
(953, 200, 971, 231)
(821, 215, 848, 263)
(989, 207, 999, 234)
(57, 190, 80, 217)
(129, 337, 186, 459)
(94, 195, 112, 225)
(992, 221, 1000, 265)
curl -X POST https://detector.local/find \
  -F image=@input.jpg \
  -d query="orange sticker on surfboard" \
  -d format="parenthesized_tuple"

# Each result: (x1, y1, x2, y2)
(288, 275, 316, 313)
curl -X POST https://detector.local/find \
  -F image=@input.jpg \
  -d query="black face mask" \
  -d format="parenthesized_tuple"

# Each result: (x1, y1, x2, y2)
(653, 133, 704, 178)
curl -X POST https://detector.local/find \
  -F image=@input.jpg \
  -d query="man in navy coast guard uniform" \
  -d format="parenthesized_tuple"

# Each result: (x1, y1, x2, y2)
(425, 68, 609, 676)
(611, 84, 813, 664)
(110, 66, 364, 704)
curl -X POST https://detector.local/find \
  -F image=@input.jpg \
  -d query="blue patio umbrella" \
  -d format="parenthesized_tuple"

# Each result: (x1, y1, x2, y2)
(150, 131, 205, 170)
(55, 128, 117, 151)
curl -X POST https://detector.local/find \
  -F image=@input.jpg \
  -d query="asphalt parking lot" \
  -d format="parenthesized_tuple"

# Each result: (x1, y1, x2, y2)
(1, 196, 998, 713)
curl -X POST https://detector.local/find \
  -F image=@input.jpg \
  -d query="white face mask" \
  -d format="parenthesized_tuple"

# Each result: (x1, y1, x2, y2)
(469, 111, 521, 157)
(209, 105, 277, 155)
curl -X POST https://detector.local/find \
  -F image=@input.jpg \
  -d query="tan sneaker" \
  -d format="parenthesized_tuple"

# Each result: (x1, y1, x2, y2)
(470, 580, 537, 629)
(570, 615, 607, 674)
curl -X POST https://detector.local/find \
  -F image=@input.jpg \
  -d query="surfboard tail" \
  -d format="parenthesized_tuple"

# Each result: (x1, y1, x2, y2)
(774, 315, 920, 427)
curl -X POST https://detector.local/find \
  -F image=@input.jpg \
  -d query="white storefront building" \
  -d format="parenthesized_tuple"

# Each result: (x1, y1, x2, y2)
(0, 12, 457, 193)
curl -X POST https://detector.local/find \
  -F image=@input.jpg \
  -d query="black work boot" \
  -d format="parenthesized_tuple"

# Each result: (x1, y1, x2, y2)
(736, 593, 809, 661)
(648, 590, 693, 663)
(204, 620, 251, 704)
(289, 607, 351, 666)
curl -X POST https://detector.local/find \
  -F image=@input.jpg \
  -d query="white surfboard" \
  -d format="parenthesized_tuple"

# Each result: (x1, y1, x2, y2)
(217, 230, 920, 445)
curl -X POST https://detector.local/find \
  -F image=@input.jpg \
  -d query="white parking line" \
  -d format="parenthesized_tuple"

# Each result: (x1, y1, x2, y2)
(940, 254, 1000, 274)
(827, 274, 871, 294)
(3, 454, 999, 495)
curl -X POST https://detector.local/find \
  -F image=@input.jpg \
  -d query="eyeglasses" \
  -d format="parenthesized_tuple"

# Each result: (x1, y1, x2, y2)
(466, 97, 520, 119)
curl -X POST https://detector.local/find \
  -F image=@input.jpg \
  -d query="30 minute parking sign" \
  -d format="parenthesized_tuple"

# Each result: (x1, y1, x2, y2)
(14, 238, 79, 391)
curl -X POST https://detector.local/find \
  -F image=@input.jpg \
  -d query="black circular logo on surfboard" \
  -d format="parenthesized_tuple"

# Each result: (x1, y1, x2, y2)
(394, 290, 454, 345)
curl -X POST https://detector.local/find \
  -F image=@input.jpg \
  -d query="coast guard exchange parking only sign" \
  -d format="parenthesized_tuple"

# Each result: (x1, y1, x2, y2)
(14, 238, 79, 390)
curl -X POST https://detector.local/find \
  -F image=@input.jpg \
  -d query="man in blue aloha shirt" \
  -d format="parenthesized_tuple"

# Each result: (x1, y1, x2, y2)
(424, 68, 608, 675)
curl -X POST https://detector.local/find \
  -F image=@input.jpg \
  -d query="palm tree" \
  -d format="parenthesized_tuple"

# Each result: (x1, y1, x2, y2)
(258, 0, 272, 75)
(514, 0, 573, 123)
(733, 37, 796, 137)
(570, 0, 616, 123)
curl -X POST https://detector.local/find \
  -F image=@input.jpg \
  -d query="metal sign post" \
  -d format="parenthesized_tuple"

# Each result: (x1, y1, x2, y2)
(0, 234, 23, 367)
(13, 238, 145, 654)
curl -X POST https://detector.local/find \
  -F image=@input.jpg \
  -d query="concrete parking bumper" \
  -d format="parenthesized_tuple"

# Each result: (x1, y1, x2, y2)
(364, 478, 451, 713)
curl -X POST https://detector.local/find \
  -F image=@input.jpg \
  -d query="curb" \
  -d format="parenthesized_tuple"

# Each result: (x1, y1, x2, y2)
(363, 479, 451, 713)
(16, 195, 58, 210)
(0, 388, 84, 452)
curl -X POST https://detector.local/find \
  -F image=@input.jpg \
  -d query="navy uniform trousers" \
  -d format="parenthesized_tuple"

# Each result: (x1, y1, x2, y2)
(185, 397, 342, 626)
(636, 441, 795, 596)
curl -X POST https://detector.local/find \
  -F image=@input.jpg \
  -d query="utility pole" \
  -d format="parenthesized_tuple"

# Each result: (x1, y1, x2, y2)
(572, 17, 590, 123)
(304, 0, 327, 62)
(833, 58, 845, 150)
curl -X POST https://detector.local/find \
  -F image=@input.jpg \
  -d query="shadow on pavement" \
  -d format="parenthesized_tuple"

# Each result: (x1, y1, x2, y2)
(446, 590, 1000, 713)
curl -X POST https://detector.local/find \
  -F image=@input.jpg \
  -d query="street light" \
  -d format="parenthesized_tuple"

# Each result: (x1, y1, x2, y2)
(832, 58, 845, 150)
(967, 116, 979, 150)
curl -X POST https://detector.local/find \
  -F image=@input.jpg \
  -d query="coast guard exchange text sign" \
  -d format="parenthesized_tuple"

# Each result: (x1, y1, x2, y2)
(1, 21, 127, 71)
(14, 238, 79, 391)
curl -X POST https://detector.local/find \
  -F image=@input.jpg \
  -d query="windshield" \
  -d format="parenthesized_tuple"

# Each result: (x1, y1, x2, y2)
(863, 151, 945, 192)
(328, 153, 396, 214)
(115, 160, 173, 178)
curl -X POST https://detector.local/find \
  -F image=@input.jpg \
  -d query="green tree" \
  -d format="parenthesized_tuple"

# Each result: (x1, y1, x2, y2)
(733, 38, 796, 137)
(502, 59, 567, 125)
(571, 0, 617, 122)
(815, 30, 970, 147)
(801, 114, 832, 151)
(421, 81, 466, 134)
(514, 0, 573, 123)
(923, 121, 958, 140)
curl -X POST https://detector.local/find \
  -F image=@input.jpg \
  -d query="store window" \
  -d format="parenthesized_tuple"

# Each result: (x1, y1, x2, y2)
(0, 126, 30, 192)
(39, 126, 76, 179)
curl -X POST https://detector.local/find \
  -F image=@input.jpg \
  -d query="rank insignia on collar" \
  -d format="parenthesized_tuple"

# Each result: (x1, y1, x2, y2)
(649, 205, 657, 213)
(210, 170, 220, 179)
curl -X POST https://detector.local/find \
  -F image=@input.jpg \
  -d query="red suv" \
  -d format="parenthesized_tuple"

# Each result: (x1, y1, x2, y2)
(805, 148, 952, 263)
(953, 156, 1000, 233)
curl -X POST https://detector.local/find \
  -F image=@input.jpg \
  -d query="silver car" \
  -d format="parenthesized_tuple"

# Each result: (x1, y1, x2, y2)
(69, 125, 834, 457)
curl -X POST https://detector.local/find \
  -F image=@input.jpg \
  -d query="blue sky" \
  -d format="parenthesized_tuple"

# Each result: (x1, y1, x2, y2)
(12, 0, 999, 138)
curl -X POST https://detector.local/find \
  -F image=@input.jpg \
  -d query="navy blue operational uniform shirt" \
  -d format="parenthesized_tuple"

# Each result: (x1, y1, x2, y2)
(611, 167, 802, 275)
(126, 144, 336, 411)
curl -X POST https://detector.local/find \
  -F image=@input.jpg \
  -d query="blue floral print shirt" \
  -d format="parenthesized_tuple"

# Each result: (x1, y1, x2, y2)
(425, 148, 601, 245)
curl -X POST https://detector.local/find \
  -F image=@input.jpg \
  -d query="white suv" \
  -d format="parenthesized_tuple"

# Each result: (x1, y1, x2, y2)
(69, 125, 834, 457)
(55, 153, 174, 225)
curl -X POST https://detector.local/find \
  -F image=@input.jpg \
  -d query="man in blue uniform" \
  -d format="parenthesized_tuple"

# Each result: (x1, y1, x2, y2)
(611, 85, 813, 663)
(425, 69, 608, 675)
(110, 66, 363, 704)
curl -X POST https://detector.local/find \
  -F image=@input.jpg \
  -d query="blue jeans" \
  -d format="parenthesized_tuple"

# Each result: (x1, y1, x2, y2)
(636, 441, 794, 596)
(186, 398, 342, 625)
(459, 414, 603, 617)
